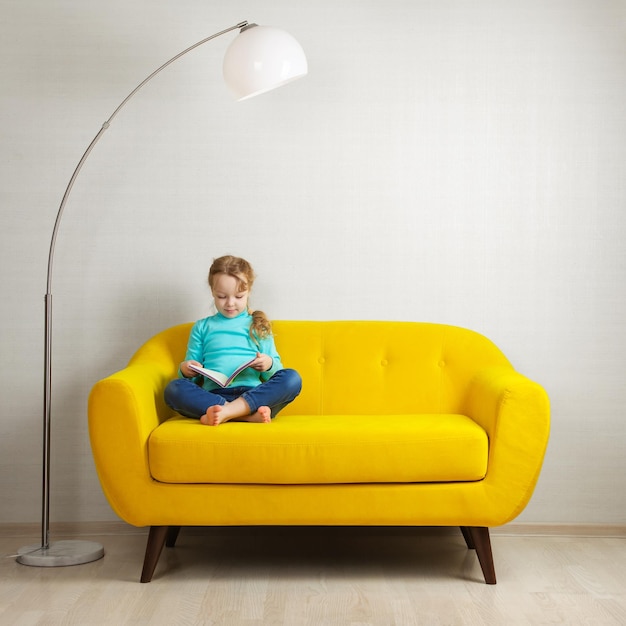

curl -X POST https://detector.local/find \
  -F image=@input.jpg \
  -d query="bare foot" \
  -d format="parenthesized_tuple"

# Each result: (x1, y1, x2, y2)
(200, 401, 271, 426)
(244, 406, 271, 424)
(200, 405, 224, 426)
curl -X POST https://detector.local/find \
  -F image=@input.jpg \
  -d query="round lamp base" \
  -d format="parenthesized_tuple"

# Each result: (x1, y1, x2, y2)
(17, 540, 104, 567)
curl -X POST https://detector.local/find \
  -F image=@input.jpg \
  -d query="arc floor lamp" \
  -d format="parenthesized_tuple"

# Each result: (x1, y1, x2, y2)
(17, 20, 308, 567)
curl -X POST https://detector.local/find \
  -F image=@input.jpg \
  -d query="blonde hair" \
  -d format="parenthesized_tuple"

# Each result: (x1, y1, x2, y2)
(208, 255, 272, 342)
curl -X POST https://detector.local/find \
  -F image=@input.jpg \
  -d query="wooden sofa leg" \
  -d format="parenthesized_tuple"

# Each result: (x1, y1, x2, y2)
(464, 526, 497, 584)
(140, 526, 170, 583)
(166, 526, 181, 548)
(459, 526, 474, 549)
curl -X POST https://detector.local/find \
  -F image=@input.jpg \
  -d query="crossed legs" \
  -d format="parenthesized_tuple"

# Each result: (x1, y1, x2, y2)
(164, 368, 302, 426)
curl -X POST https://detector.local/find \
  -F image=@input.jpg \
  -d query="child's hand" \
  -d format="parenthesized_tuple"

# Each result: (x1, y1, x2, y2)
(181, 360, 202, 378)
(250, 352, 273, 372)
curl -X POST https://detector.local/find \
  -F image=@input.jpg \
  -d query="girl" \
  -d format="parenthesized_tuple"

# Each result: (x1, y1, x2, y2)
(164, 255, 302, 425)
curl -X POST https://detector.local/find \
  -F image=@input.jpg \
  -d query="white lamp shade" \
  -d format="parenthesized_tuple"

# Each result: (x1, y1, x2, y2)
(223, 25, 308, 101)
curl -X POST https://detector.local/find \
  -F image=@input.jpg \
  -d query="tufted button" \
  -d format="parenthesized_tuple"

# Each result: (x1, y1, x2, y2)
(438, 360, 446, 368)
(381, 359, 388, 366)
(318, 357, 325, 364)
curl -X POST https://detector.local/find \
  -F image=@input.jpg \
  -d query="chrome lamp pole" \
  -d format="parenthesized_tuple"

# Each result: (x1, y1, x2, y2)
(17, 20, 307, 567)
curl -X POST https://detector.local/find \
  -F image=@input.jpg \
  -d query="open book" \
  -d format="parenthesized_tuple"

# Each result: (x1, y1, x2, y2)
(188, 358, 257, 388)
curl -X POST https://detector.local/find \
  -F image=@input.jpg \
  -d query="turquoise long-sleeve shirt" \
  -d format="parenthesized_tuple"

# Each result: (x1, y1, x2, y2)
(182, 311, 282, 391)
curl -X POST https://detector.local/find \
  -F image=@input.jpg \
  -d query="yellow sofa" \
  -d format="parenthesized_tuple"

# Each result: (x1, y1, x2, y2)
(88, 321, 550, 584)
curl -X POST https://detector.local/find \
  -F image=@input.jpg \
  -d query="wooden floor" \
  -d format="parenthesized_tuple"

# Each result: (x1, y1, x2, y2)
(1, 526, 626, 625)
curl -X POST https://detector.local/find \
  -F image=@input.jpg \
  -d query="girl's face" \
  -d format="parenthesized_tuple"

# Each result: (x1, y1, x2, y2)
(211, 273, 249, 318)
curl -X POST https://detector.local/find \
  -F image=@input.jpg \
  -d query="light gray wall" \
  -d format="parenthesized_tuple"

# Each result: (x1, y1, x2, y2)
(1, 0, 625, 525)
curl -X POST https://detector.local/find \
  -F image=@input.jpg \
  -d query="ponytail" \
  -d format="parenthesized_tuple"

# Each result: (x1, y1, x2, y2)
(249, 309, 272, 345)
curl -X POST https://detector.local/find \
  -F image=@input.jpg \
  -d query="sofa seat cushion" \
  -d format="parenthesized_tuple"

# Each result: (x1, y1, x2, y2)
(148, 414, 488, 485)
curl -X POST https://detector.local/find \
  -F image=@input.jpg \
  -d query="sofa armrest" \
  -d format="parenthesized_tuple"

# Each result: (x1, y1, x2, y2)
(463, 366, 551, 524)
(88, 361, 172, 523)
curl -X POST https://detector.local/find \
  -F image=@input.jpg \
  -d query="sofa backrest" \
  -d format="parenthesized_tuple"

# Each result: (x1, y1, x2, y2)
(130, 320, 512, 418)
(272, 321, 512, 416)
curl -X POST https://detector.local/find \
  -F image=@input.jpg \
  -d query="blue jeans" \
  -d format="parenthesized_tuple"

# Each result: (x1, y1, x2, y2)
(164, 368, 302, 419)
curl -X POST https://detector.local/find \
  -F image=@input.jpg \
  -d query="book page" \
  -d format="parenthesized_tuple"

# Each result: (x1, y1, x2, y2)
(188, 357, 256, 388)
